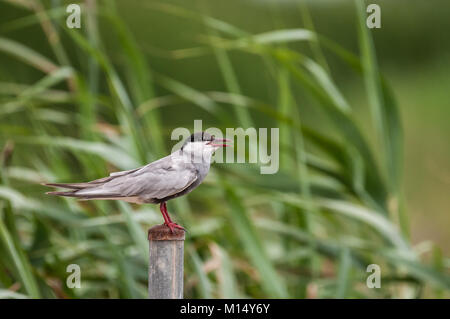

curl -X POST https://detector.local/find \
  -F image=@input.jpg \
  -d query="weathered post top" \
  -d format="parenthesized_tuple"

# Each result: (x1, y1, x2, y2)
(148, 224, 185, 241)
(148, 225, 185, 299)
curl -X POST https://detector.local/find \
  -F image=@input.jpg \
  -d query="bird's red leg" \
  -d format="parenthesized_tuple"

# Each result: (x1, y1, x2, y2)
(160, 202, 185, 233)
(159, 202, 171, 225)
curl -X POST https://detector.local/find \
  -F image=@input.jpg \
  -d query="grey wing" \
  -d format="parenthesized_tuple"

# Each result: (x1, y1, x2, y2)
(116, 165, 198, 199)
(75, 155, 198, 200)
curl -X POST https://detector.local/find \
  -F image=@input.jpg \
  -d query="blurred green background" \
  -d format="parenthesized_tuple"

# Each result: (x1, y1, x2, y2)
(0, 0, 449, 298)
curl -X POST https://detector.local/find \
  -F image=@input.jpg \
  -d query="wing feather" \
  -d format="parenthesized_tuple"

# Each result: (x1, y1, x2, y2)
(73, 153, 198, 200)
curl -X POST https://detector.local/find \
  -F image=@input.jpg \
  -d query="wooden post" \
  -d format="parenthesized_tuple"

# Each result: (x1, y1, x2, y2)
(147, 224, 185, 299)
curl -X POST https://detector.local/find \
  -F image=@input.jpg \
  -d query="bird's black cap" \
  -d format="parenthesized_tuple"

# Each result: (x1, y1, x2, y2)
(187, 132, 214, 143)
(181, 132, 214, 150)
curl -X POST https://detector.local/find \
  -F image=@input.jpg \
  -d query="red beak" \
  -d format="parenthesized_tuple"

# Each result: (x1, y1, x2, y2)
(209, 138, 232, 147)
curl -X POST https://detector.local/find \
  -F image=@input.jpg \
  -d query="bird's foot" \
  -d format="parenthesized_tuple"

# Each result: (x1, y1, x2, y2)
(164, 222, 186, 233)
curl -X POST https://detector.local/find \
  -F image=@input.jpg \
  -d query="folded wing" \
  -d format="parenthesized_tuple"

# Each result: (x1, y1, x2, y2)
(44, 154, 198, 202)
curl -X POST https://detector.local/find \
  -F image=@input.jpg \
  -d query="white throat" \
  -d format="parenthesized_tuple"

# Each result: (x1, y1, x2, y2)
(180, 141, 217, 164)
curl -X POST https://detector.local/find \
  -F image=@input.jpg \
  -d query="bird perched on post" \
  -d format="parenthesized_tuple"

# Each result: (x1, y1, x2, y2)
(44, 132, 231, 232)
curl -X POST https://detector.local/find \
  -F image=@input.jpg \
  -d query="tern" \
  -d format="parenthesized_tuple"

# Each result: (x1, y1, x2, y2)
(44, 132, 231, 232)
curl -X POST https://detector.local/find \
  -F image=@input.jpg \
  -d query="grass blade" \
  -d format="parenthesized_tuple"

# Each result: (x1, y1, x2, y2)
(0, 214, 40, 298)
(0, 37, 57, 73)
(355, 0, 403, 194)
(220, 176, 288, 298)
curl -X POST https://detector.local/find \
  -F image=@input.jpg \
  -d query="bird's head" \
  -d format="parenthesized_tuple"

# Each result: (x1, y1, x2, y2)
(180, 132, 232, 163)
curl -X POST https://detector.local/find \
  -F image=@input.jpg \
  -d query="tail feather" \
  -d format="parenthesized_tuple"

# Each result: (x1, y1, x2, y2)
(41, 175, 119, 190)
(46, 189, 123, 200)
(43, 182, 120, 199)
(46, 190, 78, 197)
(42, 170, 141, 201)
(42, 182, 95, 190)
